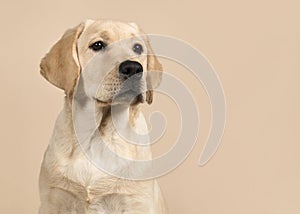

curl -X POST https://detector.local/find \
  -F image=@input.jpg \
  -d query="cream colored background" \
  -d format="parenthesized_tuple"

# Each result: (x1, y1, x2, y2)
(1, 0, 299, 213)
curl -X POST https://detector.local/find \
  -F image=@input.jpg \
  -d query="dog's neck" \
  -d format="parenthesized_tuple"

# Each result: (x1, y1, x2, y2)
(63, 96, 141, 136)
(60, 96, 149, 154)
(98, 104, 140, 135)
(53, 97, 151, 177)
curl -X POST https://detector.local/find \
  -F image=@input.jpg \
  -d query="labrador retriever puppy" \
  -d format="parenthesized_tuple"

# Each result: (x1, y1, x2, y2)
(39, 20, 167, 214)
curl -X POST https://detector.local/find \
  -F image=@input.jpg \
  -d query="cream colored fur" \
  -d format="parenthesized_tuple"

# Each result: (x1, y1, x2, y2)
(39, 20, 167, 214)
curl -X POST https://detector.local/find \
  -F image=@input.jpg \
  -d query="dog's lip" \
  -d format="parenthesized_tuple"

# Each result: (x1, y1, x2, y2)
(94, 98, 112, 104)
(93, 92, 145, 105)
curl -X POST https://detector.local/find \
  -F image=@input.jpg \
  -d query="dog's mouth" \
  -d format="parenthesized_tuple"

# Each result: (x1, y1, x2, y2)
(95, 92, 145, 106)
(95, 73, 145, 106)
(95, 93, 144, 106)
(114, 90, 145, 105)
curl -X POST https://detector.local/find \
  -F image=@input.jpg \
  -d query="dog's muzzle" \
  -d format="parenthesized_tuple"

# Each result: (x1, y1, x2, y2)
(112, 60, 144, 104)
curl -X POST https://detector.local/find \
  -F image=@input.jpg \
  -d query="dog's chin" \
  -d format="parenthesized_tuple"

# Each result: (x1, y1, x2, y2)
(95, 92, 144, 107)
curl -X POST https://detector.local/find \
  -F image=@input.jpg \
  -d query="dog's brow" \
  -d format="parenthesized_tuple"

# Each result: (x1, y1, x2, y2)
(100, 31, 110, 41)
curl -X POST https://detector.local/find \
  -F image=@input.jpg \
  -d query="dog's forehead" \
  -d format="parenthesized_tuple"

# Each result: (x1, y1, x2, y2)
(81, 20, 140, 42)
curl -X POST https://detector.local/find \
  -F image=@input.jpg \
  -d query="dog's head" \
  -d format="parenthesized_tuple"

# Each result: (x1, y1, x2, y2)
(40, 20, 162, 105)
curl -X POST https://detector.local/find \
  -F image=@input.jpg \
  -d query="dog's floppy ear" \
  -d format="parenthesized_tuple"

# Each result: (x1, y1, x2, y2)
(40, 23, 85, 96)
(145, 37, 163, 104)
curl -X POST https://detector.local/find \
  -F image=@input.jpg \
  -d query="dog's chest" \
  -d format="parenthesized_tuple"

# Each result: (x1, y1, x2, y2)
(66, 153, 105, 183)
(57, 155, 153, 212)
(59, 151, 140, 198)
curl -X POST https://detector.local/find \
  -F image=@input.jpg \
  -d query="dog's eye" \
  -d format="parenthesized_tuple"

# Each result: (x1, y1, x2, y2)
(133, 43, 143, 55)
(89, 41, 106, 51)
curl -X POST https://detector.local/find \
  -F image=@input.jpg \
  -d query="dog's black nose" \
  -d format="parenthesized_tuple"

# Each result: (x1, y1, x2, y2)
(119, 60, 143, 79)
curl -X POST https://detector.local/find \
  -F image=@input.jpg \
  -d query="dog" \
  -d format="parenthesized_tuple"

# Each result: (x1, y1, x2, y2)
(39, 19, 167, 214)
